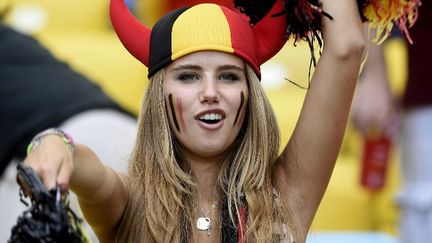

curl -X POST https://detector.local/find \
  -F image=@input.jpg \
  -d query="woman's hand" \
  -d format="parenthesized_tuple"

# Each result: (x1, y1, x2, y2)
(351, 31, 396, 136)
(24, 134, 74, 191)
(21, 129, 128, 241)
(351, 75, 396, 135)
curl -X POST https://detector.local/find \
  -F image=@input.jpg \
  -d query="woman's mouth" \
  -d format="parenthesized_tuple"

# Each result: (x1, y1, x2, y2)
(195, 110, 226, 129)
(198, 113, 223, 124)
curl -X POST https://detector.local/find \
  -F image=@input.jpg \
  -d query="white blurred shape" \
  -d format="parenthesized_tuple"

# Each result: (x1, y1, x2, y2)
(260, 61, 290, 90)
(9, 5, 47, 34)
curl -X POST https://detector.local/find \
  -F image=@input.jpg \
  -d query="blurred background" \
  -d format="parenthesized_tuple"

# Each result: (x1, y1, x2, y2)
(0, 0, 411, 242)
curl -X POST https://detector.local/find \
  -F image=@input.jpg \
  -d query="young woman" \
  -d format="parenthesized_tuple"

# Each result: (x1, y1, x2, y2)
(23, 0, 365, 242)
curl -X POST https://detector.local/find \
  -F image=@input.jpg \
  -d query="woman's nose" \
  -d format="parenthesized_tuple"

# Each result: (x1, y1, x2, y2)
(199, 79, 220, 104)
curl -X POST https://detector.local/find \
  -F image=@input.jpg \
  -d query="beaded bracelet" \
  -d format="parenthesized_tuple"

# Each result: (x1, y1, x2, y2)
(27, 128, 75, 155)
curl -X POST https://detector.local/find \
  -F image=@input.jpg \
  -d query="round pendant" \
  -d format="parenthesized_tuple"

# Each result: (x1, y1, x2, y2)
(196, 217, 211, 231)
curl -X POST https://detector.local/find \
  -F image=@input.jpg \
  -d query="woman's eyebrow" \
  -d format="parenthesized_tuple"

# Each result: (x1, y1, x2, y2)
(171, 64, 244, 73)
(217, 65, 244, 72)
(171, 64, 202, 71)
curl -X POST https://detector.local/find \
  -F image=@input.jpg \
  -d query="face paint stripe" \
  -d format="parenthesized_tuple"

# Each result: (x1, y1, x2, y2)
(233, 91, 245, 127)
(176, 97, 186, 132)
(237, 104, 246, 128)
(168, 94, 181, 132)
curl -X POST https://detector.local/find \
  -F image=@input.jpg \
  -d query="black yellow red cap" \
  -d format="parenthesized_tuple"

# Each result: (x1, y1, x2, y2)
(110, 0, 288, 78)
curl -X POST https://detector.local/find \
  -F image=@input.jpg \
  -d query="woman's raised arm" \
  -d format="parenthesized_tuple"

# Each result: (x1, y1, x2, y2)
(275, 0, 365, 237)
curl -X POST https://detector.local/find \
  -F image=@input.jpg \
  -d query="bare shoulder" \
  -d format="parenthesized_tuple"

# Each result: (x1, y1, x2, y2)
(115, 170, 129, 191)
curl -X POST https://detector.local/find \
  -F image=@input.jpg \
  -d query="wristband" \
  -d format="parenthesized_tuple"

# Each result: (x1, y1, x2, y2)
(27, 128, 75, 155)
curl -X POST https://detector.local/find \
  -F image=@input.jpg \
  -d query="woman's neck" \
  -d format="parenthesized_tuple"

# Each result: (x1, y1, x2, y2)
(183, 151, 224, 200)
(190, 161, 220, 200)
(188, 158, 222, 242)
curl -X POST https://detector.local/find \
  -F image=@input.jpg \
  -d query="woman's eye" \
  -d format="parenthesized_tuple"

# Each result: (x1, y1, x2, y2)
(178, 73, 199, 82)
(219, 73, 239, 82)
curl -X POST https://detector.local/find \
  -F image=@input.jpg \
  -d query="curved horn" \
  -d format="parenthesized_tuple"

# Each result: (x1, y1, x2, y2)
(110, 0, 151, 66)
(252, 0, 287, 64)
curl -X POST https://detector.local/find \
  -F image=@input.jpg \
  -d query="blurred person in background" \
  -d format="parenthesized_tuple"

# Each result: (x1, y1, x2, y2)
(351, 2, 432, 242)
(0, 21, 137, 242)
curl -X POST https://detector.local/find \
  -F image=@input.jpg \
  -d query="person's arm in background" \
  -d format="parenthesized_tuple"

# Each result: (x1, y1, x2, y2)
(351, 26, 396, 136)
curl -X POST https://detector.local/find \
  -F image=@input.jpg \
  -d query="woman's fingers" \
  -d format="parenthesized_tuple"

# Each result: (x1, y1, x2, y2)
(56, 156, 73, 191)
(23, 135, 74, 190)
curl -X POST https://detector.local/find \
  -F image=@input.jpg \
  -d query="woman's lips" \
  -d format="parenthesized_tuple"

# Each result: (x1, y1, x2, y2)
(194, 109, 226, 130)
(197, 119, 224, 130)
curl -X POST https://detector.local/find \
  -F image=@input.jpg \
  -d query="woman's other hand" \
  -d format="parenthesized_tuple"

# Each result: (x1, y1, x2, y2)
(24, 134, 74, 191)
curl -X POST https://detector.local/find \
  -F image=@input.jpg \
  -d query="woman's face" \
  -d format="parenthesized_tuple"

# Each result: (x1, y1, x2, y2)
(164, 51, 249, 159)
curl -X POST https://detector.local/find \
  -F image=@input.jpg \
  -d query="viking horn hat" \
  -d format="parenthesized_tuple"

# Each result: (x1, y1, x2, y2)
(110, 0, 287, 78)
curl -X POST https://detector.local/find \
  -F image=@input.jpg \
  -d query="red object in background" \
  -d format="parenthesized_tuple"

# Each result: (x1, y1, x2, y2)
(361, 135, 392, 191)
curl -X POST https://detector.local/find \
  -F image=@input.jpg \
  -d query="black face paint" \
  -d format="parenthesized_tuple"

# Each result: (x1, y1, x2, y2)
(168, 94, 181, 132)
(233, 91, 245, 127)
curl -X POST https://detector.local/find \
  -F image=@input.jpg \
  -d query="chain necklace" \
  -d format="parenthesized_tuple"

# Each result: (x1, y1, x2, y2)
(196, 201, 218, 236)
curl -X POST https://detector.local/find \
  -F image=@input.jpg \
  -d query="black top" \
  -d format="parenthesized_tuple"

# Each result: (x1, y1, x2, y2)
(0, 24, 133, 175)
(402, 1, 432, 109)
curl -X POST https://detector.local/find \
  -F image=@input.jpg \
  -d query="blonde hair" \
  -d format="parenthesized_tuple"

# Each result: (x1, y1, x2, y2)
(117, 65, 297, 242)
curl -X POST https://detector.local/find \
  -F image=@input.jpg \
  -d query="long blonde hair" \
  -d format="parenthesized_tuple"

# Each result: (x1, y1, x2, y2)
(117, 64, 297, 242)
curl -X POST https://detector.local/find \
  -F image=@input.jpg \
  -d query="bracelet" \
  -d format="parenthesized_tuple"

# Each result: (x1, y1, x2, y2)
(27, 128, 75, 155)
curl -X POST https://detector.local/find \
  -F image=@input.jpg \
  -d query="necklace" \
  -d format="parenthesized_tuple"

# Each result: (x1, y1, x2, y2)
(196, 201, 218, 236)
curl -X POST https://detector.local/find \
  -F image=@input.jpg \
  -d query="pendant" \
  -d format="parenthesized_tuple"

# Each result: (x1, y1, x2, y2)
(196, 217, 211, 231)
